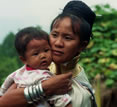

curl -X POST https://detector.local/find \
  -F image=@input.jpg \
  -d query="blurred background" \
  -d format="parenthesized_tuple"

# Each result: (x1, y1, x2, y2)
(0, 0, 117, 107)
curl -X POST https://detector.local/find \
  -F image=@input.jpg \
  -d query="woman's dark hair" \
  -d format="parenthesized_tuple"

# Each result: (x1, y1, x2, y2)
(63, 0, 96, 30)
(15, 27, 49, 57)
(50, 13, 91, 42)
(50, 0, 96, 43)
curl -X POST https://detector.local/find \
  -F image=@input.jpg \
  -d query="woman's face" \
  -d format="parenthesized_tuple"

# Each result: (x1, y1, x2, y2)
(50, 17, 82, 64)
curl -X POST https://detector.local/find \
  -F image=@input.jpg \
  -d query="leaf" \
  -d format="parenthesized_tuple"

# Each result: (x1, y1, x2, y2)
(105, 79, 114, 88)
(112, 49, 117, 56)
(109, 63, 117, 70)
(98, 58, 110, 64)
(87, 41, 94, 48)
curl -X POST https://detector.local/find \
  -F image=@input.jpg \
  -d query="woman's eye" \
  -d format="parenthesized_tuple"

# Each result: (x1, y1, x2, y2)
(64, 36, 72, 40)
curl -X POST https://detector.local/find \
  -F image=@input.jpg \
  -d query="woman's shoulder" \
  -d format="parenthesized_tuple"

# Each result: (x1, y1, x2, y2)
(74, 63, 92, 89)
(75, 63, 86, 77)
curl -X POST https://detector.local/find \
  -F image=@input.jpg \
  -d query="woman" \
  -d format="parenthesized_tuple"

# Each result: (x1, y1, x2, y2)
(0, 1, 96, 107)
(49, 1, 96, 107)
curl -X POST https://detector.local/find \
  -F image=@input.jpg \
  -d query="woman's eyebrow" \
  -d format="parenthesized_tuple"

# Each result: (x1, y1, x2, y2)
(51, 30, 58, 33)
(62, 32, 73, 36)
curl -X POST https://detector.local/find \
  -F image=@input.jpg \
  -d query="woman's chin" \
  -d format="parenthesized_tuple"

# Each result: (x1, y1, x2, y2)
(52, 57, 65, 64)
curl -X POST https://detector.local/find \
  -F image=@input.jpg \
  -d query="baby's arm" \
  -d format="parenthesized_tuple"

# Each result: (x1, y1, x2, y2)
(0, 73, 15, 96)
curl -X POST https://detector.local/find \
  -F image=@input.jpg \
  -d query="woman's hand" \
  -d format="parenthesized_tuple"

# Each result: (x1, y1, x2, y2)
(42, 72, 72, 96)
(0, 83, 27, 107)
(4, 83, 17, 94)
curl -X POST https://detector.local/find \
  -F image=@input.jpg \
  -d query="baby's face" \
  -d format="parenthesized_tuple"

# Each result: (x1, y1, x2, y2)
(24, 39, 52, 70)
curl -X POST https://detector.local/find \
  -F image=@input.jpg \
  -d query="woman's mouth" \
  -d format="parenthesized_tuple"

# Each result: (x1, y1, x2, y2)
(52, 50, 64, 56)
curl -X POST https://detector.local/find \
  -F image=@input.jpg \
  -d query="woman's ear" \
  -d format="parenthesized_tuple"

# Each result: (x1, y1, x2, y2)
(19, 56, 26, 64)
(79, 41, 88, 52)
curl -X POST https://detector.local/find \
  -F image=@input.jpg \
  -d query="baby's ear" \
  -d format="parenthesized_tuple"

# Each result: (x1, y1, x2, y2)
(19, 56, 26, 64)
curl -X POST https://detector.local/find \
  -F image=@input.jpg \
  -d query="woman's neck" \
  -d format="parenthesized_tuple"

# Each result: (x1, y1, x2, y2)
(55, 64, 61, 75)
(55, 55, 80, 74)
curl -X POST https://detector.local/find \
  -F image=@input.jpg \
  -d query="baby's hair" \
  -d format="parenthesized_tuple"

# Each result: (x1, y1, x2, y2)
(50, 13, 91, 42)
(15, 27, 49, 57)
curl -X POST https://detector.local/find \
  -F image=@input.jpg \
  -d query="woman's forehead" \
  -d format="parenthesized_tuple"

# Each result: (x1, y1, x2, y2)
(53, 17, 71, 26)
(52, 17, 81, 36)
(53, 18, 72, 29)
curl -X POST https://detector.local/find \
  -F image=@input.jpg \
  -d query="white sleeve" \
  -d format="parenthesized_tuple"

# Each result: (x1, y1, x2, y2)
(0, 73, 15, 96)
(0, 65, 26, 95)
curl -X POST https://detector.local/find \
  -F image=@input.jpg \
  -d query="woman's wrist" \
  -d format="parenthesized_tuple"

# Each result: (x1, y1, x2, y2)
(41, 81, 50, 96)
(24, 82, 46, 104)
(23, 72, 72, 104)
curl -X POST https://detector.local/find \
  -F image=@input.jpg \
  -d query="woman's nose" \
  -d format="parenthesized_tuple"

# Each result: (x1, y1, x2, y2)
(54, 37, 64, 48)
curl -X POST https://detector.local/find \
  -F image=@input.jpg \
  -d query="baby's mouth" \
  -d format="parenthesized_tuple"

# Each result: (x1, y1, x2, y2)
(40, 61, 48, 66)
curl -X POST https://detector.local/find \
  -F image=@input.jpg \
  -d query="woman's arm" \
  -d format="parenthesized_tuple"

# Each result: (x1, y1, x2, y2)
(0, 72, 72, 107)
(43, 72, 72, 95)
(0, 84, 27, 107)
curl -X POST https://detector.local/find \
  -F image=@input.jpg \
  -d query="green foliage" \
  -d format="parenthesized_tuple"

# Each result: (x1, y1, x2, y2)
(0, 32, 17, 57)
(0, 32, 23, 85)
(79, 4, 117, 88)
(0, 57, 20, 85)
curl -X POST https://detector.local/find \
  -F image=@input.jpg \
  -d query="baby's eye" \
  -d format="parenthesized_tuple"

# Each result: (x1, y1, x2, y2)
(51, 33, 58, 38)
(45, 48, 50, 52)
(33, 52, 38, 56)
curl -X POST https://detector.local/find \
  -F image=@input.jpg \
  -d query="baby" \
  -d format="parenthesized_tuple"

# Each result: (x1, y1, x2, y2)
(0, 27, 72, 107)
